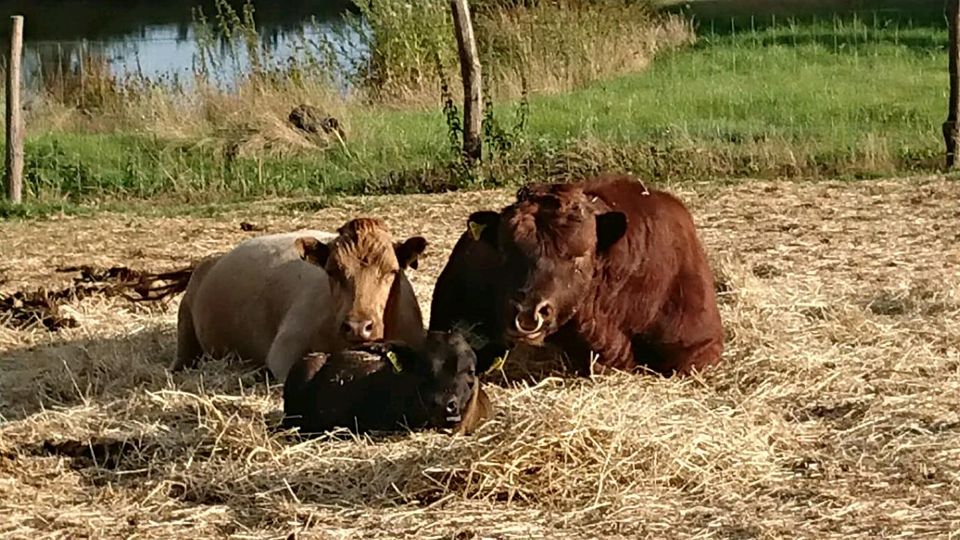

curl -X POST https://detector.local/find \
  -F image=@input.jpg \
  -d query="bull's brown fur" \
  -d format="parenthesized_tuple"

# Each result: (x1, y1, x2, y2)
(431, 174, 723, 376)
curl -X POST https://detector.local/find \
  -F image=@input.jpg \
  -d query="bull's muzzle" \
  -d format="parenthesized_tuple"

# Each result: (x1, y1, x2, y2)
(513, 299, 555, 337)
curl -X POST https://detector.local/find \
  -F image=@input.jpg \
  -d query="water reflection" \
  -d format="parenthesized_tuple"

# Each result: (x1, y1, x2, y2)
(0, 0, 366, 95)
(22, 23, 367, 93)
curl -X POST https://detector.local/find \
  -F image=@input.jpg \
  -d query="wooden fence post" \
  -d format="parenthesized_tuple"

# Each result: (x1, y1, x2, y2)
(450, 0, 483, 165)
(5, 15, 24, 203)
(944, 0, 960, 169)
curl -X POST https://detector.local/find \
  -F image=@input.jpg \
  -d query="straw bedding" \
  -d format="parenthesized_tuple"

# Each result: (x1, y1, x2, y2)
(1, 177, 958, 538)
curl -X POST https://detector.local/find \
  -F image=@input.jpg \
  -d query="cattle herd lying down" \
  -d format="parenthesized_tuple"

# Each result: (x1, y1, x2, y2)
(170, 173, 724, 437)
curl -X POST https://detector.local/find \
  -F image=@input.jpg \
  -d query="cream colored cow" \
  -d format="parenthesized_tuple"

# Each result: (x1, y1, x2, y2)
(172, 218, 427, 381)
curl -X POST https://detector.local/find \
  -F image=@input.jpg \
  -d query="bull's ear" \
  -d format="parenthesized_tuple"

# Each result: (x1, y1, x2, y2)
(467, 211, 500, 246)
(295, 237, 331, 267)
(596, 212, 627, 252)
(395, 236, 428, 270)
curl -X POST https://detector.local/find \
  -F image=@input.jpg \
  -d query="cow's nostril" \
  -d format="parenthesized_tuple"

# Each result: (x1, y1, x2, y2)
(445, 399, 459, 415)
(536, 300, 554, 321)
(514, 311, 544, 334)
(342, 319, 375, 341)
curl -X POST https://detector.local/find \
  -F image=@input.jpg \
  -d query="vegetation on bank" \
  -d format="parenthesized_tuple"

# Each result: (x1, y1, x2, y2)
(1, 0, 953, 211)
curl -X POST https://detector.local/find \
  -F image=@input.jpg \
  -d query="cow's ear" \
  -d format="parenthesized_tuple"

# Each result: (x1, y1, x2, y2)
(395, 236, 428, 270)
(467, 211, 500, 246)
(295, 237, 331, 267)
(596, 212, 627, 252)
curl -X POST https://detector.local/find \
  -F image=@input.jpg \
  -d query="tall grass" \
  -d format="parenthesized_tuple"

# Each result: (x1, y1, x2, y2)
(4, 4, 951, 207)
(350, 0, 691, 102)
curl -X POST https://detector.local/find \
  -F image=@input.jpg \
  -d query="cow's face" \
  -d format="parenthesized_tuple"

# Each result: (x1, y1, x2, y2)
(470, 185, 626, 345)
(295, 218, 427, 344)
(413, 331, 480, 429)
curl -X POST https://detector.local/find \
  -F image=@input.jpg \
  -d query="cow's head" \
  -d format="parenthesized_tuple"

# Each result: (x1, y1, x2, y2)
(469, 184, 627, 345)
(413, 330, 481, 429)
(294, 218, 427, 344)
(385, 331, 481, 429)
(340, 331, 485, 432)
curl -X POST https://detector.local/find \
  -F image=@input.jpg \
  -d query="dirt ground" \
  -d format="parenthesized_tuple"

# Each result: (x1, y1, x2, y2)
(1, 177, 959, 539)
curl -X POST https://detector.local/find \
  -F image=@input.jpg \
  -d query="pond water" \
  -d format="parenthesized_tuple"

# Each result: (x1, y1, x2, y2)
(0, 0, 364, 94)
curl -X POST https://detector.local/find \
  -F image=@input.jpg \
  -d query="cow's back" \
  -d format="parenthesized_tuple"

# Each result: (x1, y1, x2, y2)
(583, 176, 723, 373)
(189, 230, 338, 364)
(587, 177, 705, 284)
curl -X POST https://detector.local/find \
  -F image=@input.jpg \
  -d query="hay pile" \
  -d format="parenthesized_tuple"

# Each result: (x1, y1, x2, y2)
(1, 177, 959, 538)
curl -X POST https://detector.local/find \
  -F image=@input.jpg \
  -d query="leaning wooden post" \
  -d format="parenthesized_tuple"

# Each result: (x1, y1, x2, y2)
(450, 0, 483, 165)
(944, 0, 960, 169)
(5, 15, 24, 203)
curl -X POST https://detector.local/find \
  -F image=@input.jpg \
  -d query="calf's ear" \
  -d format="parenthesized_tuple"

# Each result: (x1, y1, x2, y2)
(596, 212, 627, 252)
(395, 236, 428, 270)
(384, 341, 421, 373)
(454, 387, 492, 436)
(295, 237, 331, 267)
(466, 211, 500, 246)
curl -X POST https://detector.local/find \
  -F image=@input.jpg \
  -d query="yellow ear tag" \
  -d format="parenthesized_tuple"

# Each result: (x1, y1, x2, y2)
(467, 221, 487, 242)
(386, 351, 403, 374)
(483, 350, 509, 375)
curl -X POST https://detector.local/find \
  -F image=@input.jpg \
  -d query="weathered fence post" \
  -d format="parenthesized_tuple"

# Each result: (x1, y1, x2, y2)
(5, 15, 24, 204)
(944, 0, 960, 169)
(450, 0, 483, 165)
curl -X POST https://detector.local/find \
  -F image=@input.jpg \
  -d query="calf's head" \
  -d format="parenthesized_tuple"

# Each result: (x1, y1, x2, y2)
(469, 184, 627, 345)
(393, 330, 481, 429)
(295, 218, 427, 343)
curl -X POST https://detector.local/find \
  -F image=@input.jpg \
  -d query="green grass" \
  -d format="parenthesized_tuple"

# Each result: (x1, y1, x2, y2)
(10, 12, 952, 210)
(518, 18, 945, 172)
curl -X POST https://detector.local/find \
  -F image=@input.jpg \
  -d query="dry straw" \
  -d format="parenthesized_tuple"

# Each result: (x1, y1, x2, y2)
(1, 178, 959, 538)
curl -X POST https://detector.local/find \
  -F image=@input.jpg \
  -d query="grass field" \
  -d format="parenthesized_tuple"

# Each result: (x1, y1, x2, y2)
(2, 177, 958, 538)
(8, 2, 951, 209)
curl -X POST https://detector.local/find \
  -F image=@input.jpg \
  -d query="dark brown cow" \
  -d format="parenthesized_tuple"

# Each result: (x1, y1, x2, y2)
(429, 210, 509, 373)
(430, 174, 723, 376)
(282, 330, 491, 435)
